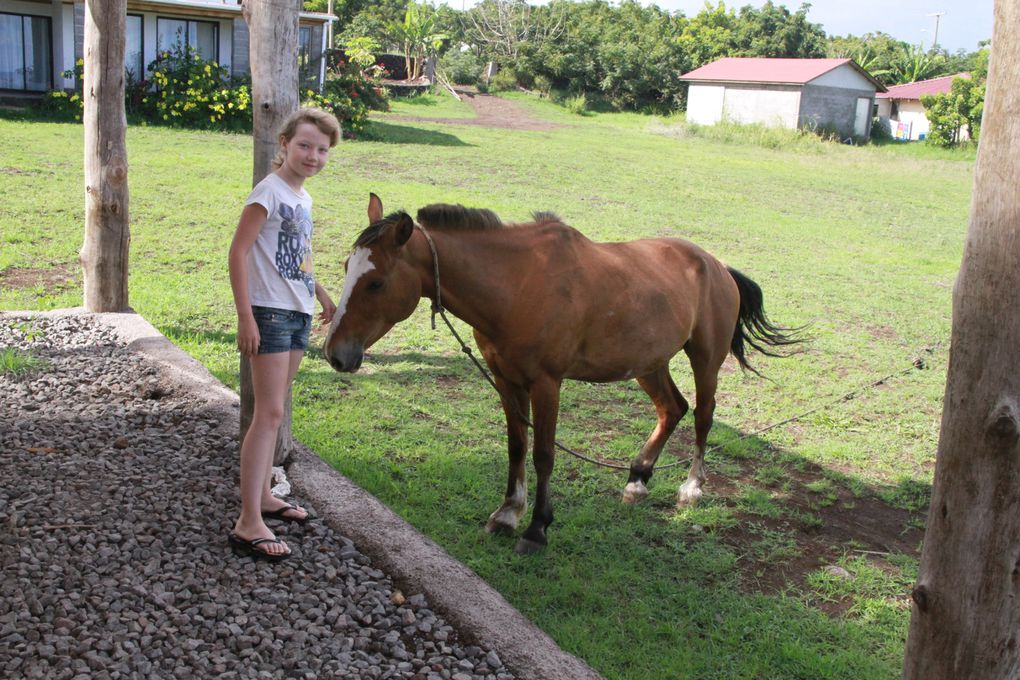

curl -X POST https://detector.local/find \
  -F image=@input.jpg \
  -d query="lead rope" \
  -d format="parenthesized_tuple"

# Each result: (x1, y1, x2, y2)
(413, 224, 938, 472)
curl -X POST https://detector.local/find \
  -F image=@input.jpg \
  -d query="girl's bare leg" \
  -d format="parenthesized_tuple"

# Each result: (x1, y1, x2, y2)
(233, 351, 293, 556)
(259, 349, 309, 520)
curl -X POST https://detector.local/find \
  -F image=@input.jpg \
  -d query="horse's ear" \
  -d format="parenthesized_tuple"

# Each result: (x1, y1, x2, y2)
(394, 213, 414, 248)
(368, 193, 383, 223)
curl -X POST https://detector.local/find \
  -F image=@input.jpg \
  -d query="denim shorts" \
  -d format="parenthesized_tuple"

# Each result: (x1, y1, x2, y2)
(252, 306, 312, 354)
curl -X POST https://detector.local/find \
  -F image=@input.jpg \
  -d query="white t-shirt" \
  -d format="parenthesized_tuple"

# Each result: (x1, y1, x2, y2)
(244, 172, 316, 316)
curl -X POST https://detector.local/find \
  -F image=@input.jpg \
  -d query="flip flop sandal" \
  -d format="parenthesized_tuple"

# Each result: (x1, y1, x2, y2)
(228, 533, 292, 562)
(261, 503, 312, 524)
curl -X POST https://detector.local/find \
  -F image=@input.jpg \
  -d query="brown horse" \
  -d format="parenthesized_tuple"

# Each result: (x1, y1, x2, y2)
(324, 194, 798, 554)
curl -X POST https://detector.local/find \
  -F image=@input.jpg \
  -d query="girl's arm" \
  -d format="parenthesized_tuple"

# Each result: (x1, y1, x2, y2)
(228, 203, 268, 357)
(314, 280, 336, 325)
(306, 249, 337, 324)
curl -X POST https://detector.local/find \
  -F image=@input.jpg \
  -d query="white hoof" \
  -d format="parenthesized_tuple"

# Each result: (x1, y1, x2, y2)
(485, 507, 522, 535)
(676, 481, 703, 508)
(622, 481, 649, 505)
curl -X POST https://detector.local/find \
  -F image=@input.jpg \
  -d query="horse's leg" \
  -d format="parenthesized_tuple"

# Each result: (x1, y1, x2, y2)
(677, 350, 722, 508)
(485, 377, 530, 535)
(623, 368, 689, 504)
(515, 376, 561, 555)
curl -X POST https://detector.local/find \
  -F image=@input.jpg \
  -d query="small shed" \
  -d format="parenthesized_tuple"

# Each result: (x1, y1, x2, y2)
(875, 73, 969, 141)
(680, 57, 886, 141)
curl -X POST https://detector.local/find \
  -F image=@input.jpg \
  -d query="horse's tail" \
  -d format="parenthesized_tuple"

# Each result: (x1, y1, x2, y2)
(727, 267, 803, 375)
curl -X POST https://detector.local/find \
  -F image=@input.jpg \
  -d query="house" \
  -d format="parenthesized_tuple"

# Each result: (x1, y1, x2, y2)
(875, 73, 969, 141)
(0, 0, 334, 97)
(679, 57, 886, 141)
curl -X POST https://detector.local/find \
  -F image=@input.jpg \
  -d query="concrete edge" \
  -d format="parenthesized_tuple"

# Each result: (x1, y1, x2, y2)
(12, 309, 602, 680)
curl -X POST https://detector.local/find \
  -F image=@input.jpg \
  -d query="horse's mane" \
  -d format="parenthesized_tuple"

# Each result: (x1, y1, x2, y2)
(353, 211, 407, 248)
(417, 204, 504, 231)
(353, 205, 563, 248)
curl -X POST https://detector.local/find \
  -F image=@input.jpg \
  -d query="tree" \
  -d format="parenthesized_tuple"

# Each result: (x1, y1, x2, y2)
(826, 31, 909, 84)
(901, 4, 1020, 675)
(466, 0, 562, 62)
(731, 1, 826, 58)
(240, 0, 301, 464)
(677, 2, 738, 69)
(81, 0, 130, 312)
(393, 1, 446, 81)
(338, 0, 412, 50)
(921, 47, 988, 146)
(888, 43, 946, 85)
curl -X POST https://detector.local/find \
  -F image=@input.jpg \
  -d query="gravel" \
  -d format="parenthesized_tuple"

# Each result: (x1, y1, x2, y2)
(0, 313, 515, 680)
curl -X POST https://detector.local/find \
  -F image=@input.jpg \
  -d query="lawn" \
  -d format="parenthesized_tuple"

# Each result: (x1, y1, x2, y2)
(0, 93, 974, 679)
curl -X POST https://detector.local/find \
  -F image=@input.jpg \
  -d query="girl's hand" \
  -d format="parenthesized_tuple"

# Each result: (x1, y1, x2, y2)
(318, 296, 337, 325)
(316, 285, 336, 325)
(237, 314, 260, 357)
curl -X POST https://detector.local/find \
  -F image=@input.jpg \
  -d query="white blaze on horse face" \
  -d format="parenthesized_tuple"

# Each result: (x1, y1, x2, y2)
(328, 247, 376, 339)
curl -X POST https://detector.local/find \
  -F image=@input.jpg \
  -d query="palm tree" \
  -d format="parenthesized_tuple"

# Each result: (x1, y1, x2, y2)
(889, 44, 945, 85)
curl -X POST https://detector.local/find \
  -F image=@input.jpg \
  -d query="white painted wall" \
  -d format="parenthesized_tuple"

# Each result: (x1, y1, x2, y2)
(722, 86, 800, 128)
(811, 64, 876, 91)
(685, 84, 725, 125)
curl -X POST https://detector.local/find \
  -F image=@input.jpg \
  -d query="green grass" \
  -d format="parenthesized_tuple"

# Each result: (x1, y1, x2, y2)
(0, 97, 975, 679)
(379, 89, 477, 120)
(0, 346, 48, 376)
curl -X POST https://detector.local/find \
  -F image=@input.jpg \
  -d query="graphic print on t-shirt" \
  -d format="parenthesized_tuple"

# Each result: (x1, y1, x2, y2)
(275, 203, 315, 297)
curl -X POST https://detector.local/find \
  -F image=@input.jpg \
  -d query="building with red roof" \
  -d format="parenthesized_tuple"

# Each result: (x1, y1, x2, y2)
(876, 73, 970, 141)
(680, 57, 886, 141)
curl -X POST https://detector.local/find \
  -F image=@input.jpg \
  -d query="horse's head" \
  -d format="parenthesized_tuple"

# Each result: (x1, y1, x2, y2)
(323, 194, 423, 372)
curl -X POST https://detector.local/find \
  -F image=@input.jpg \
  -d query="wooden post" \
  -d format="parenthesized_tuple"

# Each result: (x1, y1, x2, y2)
(81, 0, 129, 312)
(240, 0, 301, 465)
(902, 3, 1020, 677)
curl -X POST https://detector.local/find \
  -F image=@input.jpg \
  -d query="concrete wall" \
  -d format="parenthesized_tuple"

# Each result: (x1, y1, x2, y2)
(686, 84, 725, 125)
(799, 83, 874, 139)
(722, 83, 801, 128)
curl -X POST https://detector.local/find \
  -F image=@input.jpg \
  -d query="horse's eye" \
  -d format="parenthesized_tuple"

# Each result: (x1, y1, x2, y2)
(366, 280, 384, 293)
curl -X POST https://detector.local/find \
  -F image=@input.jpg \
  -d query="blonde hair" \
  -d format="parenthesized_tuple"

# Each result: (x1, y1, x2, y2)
(271, 107, 342, 169)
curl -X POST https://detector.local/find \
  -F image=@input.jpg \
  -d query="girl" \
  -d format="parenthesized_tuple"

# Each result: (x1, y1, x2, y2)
(227, 107, 340, 560)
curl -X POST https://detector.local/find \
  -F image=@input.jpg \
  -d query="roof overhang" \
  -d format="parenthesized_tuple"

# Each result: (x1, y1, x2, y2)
(43, 0, 336, 24)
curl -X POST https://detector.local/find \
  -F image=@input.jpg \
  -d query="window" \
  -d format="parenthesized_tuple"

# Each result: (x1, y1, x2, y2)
(299, 26, 314, 88)
(126, 15, 143, 80)
(0, 12, 52, 92)
(157, 17, 219, 62)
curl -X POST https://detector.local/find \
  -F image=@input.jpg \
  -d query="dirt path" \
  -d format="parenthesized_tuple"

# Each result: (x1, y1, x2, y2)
(390, 87, 565, 131)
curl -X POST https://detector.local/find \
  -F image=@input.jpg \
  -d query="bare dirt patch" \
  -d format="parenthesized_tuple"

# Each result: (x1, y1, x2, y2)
(712, 455, 925, 614)
(0, 265, 77, 291)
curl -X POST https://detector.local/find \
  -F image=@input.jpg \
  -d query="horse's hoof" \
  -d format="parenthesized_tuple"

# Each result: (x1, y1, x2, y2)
(622, 481, 649, 505)
(484, 518, 516, 536)
(514, 537, 545, 555)
(676, 484, 703, 508)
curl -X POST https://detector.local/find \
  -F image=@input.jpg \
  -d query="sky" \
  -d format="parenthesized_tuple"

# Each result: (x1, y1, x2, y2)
(445, 0, 993, 54)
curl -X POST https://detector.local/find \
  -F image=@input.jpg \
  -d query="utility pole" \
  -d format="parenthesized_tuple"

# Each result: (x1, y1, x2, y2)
(927, 11, 945, 49)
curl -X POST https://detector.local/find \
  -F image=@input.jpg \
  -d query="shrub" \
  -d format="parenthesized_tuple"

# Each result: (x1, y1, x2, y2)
(488, 67, 518, 92)
(440, 48, 482, 86)
(145, 45, 251, 130)
(307, 54, 389, 138)
(564, 93, 588, 115)
(532, 75, 553, 96)
(870, 116, 892, 141)
(38, 90, 83, 122)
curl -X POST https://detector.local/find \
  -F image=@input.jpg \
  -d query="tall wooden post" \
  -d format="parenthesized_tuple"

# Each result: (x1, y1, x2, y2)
(240, 0, 301, 464)
(902, 3, 1020, 677)
(81, 0, 129, 312)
